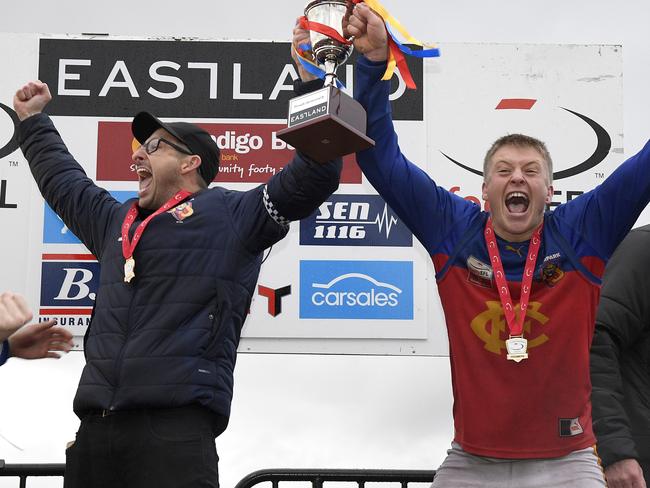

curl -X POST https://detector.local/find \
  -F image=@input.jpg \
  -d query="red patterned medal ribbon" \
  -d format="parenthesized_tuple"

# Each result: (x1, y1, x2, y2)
(484, 217, 542, 337)
(121, 190, 193, 262)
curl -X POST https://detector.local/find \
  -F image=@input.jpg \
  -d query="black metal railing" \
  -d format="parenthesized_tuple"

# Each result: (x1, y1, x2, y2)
(234, 469, 436, 488)
(0, 463, 435, 488)
(0, 461, 65, 488)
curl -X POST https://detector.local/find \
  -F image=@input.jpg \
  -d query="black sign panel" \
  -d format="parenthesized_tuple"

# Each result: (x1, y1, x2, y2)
(38, 38, 423, 120)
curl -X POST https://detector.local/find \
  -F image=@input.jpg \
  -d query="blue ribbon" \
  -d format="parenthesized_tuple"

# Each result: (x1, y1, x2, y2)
(296, 51, 345, 89)
(386, 24, 441, 58)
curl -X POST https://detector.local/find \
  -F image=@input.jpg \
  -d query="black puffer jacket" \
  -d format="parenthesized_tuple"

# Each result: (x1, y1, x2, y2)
(20, 114, 341, 421)
(591, 224, 650, 475)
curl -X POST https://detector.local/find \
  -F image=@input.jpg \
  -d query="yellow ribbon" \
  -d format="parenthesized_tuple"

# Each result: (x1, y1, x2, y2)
(361, 0, 437, 83)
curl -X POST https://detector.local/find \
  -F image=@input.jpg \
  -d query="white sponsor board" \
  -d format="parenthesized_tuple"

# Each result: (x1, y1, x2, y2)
(0, 35, 625, 355)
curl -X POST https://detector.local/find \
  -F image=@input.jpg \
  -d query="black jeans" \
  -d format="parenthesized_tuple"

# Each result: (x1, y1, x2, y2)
(64, 405, 223, 488)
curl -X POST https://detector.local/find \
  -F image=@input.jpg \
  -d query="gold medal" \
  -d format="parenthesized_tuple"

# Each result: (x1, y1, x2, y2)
(506, 335, 528, 362)
(124, 257, 136, 283)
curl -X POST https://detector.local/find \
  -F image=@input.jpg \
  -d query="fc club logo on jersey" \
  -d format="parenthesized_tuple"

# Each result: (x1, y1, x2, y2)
(300, 195, 412, 247)
(300, 260, 413, 320)
(470, 301, 550, 355)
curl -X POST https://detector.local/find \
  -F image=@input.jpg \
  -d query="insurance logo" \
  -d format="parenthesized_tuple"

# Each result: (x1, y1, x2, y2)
(300, 260, 413, 320)
(43, 190, 137, 244)
(300, 195, 412, 247)
(40, 254, 99, 315)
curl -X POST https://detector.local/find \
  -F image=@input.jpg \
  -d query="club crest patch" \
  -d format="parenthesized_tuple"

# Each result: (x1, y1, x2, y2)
(467, 255, 493, 288)
(540, 257, 564, 287)
(168, 201, 194, 222)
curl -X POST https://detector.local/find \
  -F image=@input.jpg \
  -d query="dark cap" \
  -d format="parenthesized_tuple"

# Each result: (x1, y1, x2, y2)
(132, 112, 220, 185)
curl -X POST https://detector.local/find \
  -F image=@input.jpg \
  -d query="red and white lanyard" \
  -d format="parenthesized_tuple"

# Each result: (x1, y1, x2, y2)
(484, 217, 542, 361)
(121, 190, 192, 283)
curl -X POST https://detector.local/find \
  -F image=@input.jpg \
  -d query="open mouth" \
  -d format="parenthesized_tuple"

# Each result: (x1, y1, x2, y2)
(505, 191, 529, 214)
(136, 166, 153, 196)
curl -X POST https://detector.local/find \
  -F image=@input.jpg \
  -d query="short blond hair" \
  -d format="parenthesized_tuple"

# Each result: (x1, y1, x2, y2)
(483, 134, 553, 184)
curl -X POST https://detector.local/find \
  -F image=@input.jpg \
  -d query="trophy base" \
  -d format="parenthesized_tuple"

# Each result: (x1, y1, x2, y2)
(277, 85, 375, 163)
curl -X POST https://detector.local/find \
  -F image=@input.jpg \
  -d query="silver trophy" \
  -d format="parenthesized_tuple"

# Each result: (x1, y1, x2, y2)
(277, 0, 374, 163)
(305, 0, 354, 86)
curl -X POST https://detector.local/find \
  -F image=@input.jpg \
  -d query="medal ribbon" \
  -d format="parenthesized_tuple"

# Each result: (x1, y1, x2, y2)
(121, 190, 193, 262)
(484, 217, 542, 337)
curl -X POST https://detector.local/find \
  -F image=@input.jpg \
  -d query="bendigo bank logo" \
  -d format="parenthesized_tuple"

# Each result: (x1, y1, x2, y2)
(96, 121, 362, 184)
(40, 254, 99, 317)
(300, 195, 412, 247)
(300, 260, 413, 320)
(470, 301, 549, 355)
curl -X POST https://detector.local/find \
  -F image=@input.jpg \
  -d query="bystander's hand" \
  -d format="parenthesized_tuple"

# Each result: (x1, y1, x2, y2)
(0, 292, 33, 341)
(606, 459, 647, 488)
(8, 319, 74, 360)
(291, 17, 318, 82)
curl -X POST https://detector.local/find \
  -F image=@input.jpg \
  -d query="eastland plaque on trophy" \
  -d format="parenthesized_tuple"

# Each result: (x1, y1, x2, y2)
(277, 0, 375, 163)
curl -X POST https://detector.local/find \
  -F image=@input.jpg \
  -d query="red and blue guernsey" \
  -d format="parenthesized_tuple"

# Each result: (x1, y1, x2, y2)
(354, 56, 650, 459)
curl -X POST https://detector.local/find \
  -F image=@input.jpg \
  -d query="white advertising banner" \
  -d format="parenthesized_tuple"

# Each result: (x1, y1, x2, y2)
(0, 35, 625, 355)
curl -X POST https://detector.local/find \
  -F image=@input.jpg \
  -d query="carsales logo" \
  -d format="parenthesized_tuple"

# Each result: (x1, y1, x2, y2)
(96, 121, 362, 184)
(299, 260, 413, 320)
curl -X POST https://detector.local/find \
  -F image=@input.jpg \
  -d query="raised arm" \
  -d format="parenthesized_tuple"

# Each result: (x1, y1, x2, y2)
(345, 4, 477, 252)
(227, 37, 342, 254)
(226, 152, 341, 256)
(14, 81, 119, 258)
(553, 140, 650, 261)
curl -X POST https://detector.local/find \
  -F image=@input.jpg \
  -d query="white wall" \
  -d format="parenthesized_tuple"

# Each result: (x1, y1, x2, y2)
(0, 1, 649, 487)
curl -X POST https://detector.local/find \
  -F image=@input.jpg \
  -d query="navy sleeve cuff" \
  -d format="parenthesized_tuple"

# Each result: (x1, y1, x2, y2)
(0, 339, 9, 366)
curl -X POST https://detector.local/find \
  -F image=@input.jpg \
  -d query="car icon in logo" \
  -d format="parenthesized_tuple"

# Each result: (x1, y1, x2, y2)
(300, 261, 413, 320)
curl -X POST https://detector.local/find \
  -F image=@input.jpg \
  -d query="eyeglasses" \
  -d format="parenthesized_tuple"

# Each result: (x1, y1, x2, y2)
(139, 138, 193, 156)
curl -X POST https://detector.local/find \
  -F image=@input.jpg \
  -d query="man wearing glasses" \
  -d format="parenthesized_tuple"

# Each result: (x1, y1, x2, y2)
(13, 80, 341, 488)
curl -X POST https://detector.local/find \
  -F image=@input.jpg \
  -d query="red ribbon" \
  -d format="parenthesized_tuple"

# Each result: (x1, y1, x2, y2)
(121, 190, 193, 261)
(298, 16, 352, 46)
(484, 217, 542, 337)
(388, 37, 416, 89)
